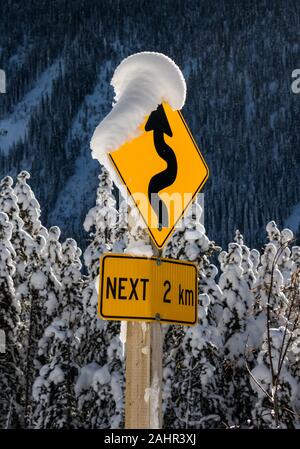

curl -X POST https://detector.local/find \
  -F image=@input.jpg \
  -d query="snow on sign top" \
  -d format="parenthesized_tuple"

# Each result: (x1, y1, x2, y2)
(90, 52, 186, 165)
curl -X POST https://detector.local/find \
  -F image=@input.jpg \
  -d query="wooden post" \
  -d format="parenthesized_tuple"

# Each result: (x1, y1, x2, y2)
(124, 196, 203, 428)
(125, 244, 163, 429)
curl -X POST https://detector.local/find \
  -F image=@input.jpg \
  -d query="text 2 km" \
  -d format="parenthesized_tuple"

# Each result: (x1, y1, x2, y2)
(105, 277, 194, 306)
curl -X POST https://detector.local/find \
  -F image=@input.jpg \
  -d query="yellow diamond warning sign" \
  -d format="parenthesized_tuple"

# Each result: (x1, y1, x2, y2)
(109, 102, 209, 249)
(98, 254, 198, 326)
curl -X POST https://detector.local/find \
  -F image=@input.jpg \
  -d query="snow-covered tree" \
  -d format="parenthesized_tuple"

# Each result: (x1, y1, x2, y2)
(123, 202, 153, 258)
(83, 167, 117, 277)
(2, 168, 300, 430)
(112, 198, 129, 253)
(217, 242, 256, 426)
(163, 201, 223, 428)
(234, 230, 257, 290)
(24, 229, 63, 424)
(0, 176, 33, 286)
(0, 212, 23, 428)
(253, 242, 287, 326)
(76, 167, 124, 428)
(244, 224, 298, 428)
(0, 176, 39, 427)
(13, 171, 44, 238)
(199, 263, 223, 344)
(44, 226, 63, 281)
(163, 202, 217, 266)
(251, 327, 300, 428)
(32, 238, 83, 428)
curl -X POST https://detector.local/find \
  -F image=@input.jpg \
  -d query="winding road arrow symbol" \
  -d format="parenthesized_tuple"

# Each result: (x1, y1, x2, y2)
(145, 104, 178, 229)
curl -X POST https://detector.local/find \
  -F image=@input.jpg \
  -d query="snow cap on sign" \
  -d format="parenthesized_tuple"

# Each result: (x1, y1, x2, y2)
(90, 52, 186, 173)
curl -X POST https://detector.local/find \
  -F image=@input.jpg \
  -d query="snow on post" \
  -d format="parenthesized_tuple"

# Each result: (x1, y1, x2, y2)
(90, 52, 186, 195)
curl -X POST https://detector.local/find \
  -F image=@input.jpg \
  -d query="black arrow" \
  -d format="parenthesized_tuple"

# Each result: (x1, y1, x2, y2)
(145, 104, 177, 230)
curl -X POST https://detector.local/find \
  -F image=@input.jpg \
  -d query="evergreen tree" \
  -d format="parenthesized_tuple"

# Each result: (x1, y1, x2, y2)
(44, 226, 63, 282)
(83, 167, 117, 277)
(253, 241, 287, 326)
(13, 171, 43, 237)
(0, 175, 35, 427)
(0, 176, 33, 287)
(112, 198, 129, 254)
(76, 167, 124, 428)
(32, 238, 82, 428)
(163, 201, 222, 428)
(1, 168, 299, 429)
(23, 234, 49, 425)
(217, 242, 255, 426)
(0, 212, 22, 428)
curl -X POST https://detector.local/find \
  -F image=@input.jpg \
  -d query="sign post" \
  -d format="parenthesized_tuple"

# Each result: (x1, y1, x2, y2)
(124, 244, 163, 429)
(148, 244, 163, 430)
(99, 250, 198, 428)
(124, 320, 163, 428)
(97, 98, 208, 428)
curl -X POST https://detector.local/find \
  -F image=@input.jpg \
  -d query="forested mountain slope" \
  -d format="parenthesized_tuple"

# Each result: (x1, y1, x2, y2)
(0, 0, 299, 248)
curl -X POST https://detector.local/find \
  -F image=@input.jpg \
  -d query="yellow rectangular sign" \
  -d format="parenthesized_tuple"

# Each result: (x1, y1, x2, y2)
(98, 254, 198, 326)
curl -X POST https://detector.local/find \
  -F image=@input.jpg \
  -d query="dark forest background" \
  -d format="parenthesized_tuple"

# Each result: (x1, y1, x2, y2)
(0, 0, 299, 249)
